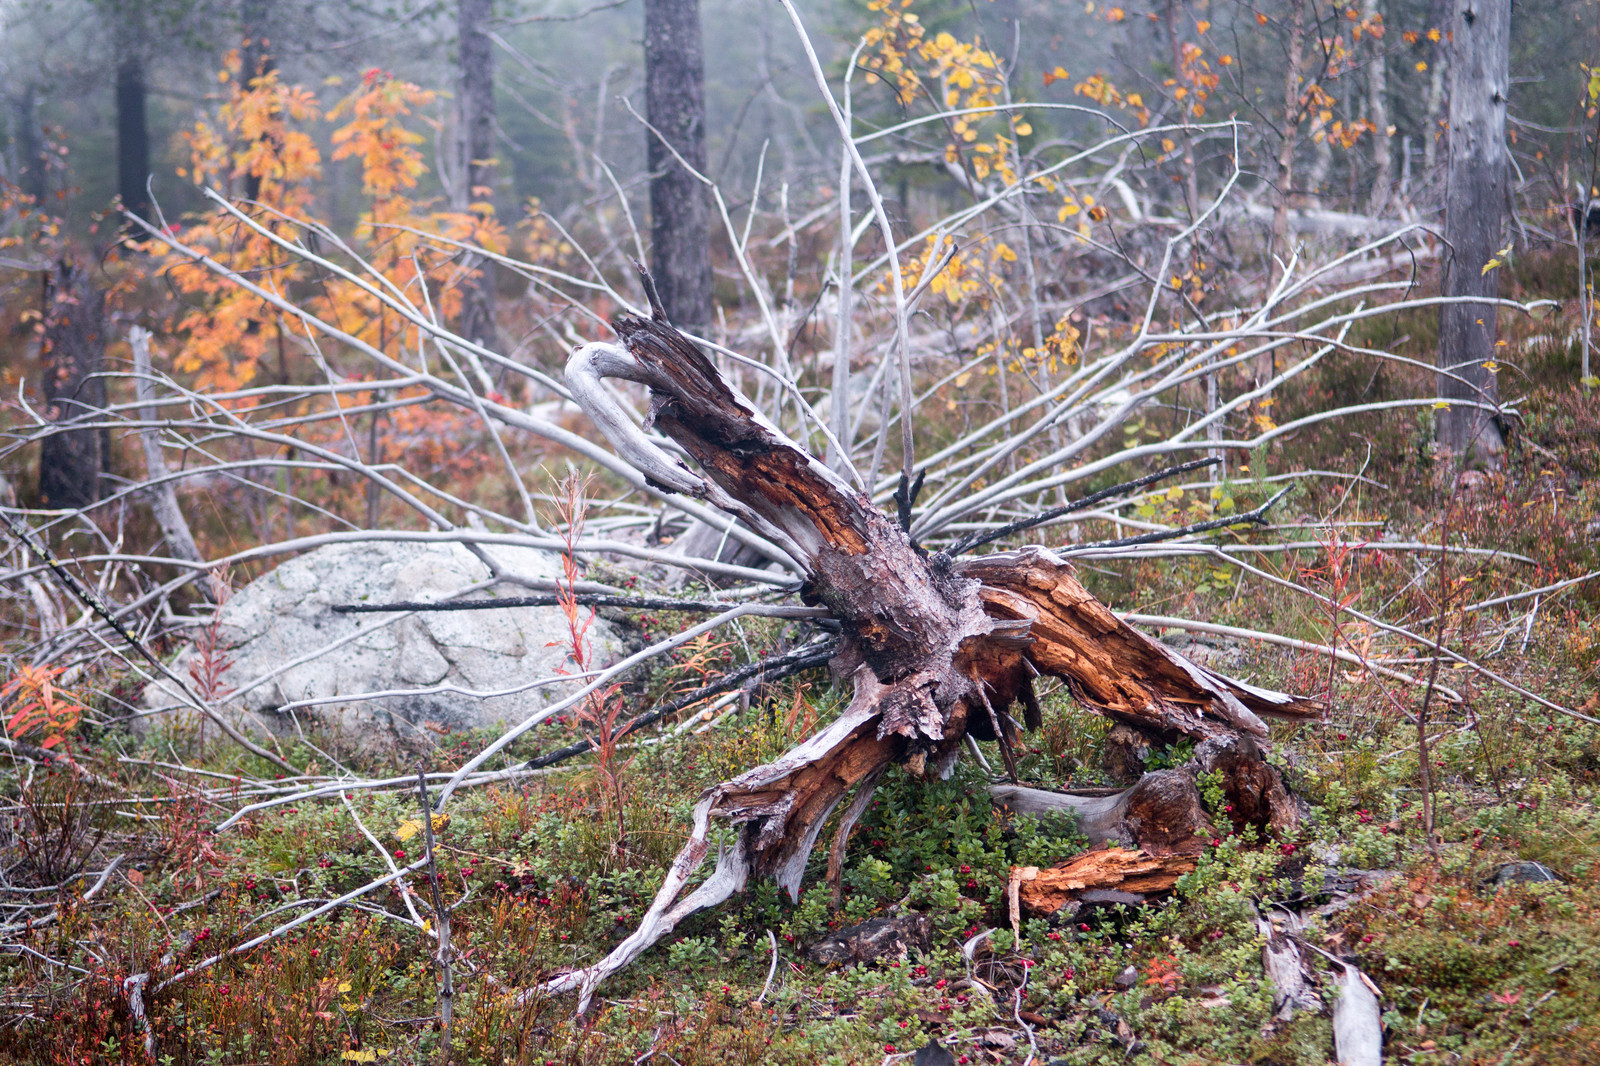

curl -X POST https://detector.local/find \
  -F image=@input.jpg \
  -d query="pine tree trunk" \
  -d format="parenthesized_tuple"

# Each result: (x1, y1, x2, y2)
(644, 0, 713, 333)
(1437, 0, 1510, 467)
(38, 261, 108, 511)
(456, 0, 497, 349)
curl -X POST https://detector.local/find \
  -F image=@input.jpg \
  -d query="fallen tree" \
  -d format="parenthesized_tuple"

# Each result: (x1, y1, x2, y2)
(544, 270, 1320, 1010)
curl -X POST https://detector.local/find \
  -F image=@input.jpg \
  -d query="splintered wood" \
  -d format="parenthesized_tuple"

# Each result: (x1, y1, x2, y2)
(1011, 847, 1201, 917)
(551, 281, 1322, 1010)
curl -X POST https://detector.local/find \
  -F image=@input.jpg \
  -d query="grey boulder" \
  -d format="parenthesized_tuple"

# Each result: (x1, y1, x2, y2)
(139, 540, 619, 750)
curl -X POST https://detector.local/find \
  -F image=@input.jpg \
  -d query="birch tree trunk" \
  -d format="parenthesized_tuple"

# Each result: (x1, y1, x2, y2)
(1437, 0, 1510, 467)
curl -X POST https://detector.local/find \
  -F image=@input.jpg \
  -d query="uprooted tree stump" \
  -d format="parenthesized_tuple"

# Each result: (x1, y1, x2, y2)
(550, 270, 1320, 1009)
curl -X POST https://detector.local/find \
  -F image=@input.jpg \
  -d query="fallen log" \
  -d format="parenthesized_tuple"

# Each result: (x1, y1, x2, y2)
(546, 269, 1320, 1010)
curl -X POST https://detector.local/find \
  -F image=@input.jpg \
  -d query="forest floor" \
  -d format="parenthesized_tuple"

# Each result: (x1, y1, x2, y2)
(2, 260, 1600, 1065)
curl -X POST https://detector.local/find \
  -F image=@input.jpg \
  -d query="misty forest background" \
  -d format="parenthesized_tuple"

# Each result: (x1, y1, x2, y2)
(2, 0, 1600, 1064)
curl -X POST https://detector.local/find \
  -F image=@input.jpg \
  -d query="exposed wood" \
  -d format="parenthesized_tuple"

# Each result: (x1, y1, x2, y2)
(991, 770, 1212, 853)
(1255, 905, 1323, 1023)
(1331, 958, 1384, 1066)
(550, 289, 1320, 1011)
(1012, 847, 1199, 916)
(129, 327, 212, 595)
(961, 548, 1318, 744)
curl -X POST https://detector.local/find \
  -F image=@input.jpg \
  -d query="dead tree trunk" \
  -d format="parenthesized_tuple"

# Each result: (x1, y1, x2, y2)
(38, 260, 109, 511)
(240, 0, 275, 203)
(1437, 0, 1510, 468)
(644, 0, 713, 333)
(114, 1, 149, 223)
(1364, 0, 1393, 215)
(552, 273, 1319, 1010)
(10, 83, 49, 204)
(454, 0, 497, 350)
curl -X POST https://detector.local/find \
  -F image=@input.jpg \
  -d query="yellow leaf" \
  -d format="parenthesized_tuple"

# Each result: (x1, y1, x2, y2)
(1161, 138, 1176, 153)
(341, 1050, 390, 1062)
(1165, 487, 1183, 501)
(1480, 257, 1502, 275)
(1416, 61, 1428, 72)
(1433, 400, 1450, 409)
(1426, 27, 1441, 41)
(1014, 121, 1032, 136)
(955, 371, 972, 387)
(337, 982, 352, 993)
(1483, 361, 1499, 373)
(1195, 19, 1211, 33)
(395, 813, 449, 841)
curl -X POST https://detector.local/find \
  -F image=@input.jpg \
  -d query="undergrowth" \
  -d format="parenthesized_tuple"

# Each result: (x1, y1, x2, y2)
(2, 255, 1600, 1064)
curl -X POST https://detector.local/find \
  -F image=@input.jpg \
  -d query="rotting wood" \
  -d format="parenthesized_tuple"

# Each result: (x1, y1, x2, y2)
(548, 269, 1321, 1011)
(1011, 847, 1201, 917)
(1330, 957, 1384, 1066)
(1254, 905, 1323, 1025)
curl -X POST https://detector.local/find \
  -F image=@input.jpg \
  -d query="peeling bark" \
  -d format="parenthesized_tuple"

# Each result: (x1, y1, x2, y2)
(550, 280, 1320, 1010)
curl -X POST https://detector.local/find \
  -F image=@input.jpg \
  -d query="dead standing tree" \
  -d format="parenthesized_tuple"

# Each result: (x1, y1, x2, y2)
(552, 270, 1320, 1010)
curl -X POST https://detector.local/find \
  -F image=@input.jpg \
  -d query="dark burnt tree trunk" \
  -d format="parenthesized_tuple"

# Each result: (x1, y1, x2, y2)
(552, 270, 1320, 1010)
(116, 53, 149, 221)
(455, 0, 498, 349)
(240, 0, 275, 202)
(644, 0, 713, 334)
(114, 0, 150, 222)
(1437, 0, 1510, 467)
(38, 260, 109, 511)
